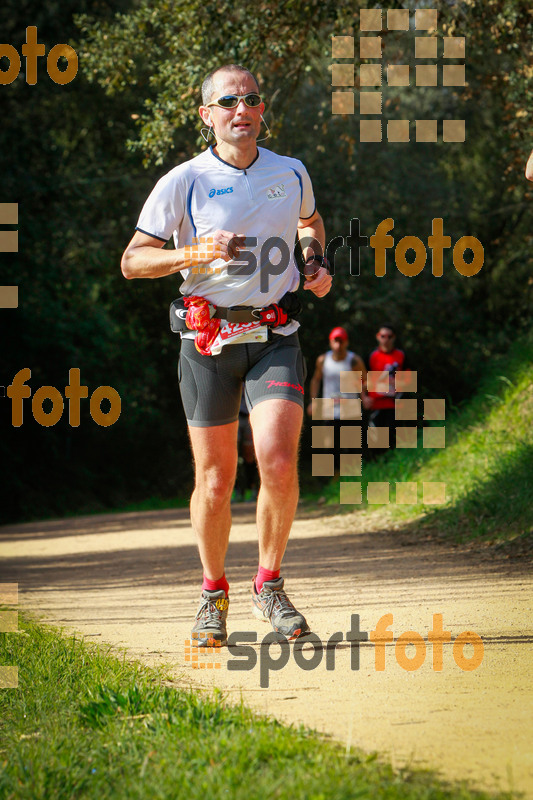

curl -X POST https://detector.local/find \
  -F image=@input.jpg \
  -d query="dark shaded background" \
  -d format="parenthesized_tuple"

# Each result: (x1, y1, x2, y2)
(1, 0, 531, 522)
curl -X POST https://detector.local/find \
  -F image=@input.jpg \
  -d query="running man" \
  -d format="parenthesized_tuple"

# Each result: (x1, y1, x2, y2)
(307, 326, 368, 469)
(121, 64, 332, 646)
(366, 324, 410, 450)
(307, 326, 367, 420)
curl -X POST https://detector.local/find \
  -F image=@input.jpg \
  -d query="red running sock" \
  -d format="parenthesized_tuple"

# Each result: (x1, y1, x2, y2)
(202, 573, 229, 596)
(255, 566, 280, 593)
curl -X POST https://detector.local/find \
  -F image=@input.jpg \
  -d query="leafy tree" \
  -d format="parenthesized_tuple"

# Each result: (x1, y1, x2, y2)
(2, 0, 531, 520)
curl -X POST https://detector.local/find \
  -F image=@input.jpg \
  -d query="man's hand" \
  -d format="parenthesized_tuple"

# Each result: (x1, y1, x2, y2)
(302, 266, 332, 297)
(121, 229, 247, 279)
(206, 230, 246, 262)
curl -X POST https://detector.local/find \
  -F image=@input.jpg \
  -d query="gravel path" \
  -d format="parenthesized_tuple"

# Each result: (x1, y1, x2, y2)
(1, 505, 531, 796)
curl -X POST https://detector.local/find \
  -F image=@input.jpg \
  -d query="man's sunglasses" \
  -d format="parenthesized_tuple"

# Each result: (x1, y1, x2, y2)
(207, 93, 262, 109)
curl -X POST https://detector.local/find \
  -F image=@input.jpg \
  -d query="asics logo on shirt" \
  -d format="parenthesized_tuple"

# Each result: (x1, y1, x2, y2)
(208, 187, 234, 198)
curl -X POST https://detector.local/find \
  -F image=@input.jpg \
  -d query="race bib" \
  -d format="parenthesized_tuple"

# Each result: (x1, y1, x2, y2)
(209, 321, 268, 355)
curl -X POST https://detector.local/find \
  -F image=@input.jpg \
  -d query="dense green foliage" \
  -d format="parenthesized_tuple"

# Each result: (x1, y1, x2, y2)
(0, 618, 515, 798)
(1, 0, 532, 521)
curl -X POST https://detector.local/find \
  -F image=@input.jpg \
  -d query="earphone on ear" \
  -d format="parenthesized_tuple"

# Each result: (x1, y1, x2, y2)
(257, 114, 271, 142)
(200, 123, 214, 143)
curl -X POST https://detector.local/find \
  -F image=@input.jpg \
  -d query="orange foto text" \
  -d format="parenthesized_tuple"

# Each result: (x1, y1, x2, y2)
(0, 26, 78, 86)
(370, 613, 484, 672)
(7, 368, 121, 427)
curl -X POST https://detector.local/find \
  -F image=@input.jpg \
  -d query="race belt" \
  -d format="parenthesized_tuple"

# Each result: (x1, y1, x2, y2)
(213, 305, 287, 325)
(170, 291, 301, 334)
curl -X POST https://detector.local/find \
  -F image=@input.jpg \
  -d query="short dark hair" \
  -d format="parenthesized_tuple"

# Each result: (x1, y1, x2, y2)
(201, 64, 260, 106)
(378, 324, 396, 335)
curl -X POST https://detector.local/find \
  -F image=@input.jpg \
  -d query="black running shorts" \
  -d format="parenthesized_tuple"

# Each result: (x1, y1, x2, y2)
(178, 332, 306, 427)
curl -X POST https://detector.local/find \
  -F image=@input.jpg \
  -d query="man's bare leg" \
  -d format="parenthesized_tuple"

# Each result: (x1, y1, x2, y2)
(249, 399, 303, 570)
(188, 421, 238, 580)
(249, 398, 307, 637)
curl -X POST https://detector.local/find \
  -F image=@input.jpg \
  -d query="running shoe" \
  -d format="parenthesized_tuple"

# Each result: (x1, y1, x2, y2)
(191, 589, 229, 647)
(251, 577, 309, 639)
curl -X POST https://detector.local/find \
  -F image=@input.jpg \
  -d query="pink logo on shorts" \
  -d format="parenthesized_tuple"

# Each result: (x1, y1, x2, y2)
(266, 380, 304, 394)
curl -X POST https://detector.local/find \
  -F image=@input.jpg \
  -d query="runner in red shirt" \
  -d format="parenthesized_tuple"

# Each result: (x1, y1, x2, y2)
(365, 324, 410, 450)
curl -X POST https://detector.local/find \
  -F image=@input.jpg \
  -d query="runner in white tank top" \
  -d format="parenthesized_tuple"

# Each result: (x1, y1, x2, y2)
(322, 349, 358, 419)
(307, 326, 367, 420)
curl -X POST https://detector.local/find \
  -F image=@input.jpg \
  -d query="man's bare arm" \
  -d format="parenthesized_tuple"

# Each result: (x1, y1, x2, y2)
(352, 354, 370, 408)
(121, 230, 245, 280)
(352, 355, 367, 387)
(297, 210, 332, 298)
(297, 210, 325, 262)
(525, 150, 533, 182)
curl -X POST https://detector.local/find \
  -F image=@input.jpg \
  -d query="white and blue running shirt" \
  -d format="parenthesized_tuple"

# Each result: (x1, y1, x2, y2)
(136, 146, 316, 333)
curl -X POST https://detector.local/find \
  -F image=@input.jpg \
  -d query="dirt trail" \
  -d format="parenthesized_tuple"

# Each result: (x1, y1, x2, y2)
(1, 505, 532, 797)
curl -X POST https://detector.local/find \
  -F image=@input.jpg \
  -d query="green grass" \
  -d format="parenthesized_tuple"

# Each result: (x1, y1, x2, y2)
(318, 334, 533, 544)
(108, 495, 191, 514)
(0, 618, 516, 800)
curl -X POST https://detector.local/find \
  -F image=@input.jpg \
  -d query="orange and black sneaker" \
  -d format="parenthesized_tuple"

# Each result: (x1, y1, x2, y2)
(251, 577, 309, 639)
(191, 589, 229, 647)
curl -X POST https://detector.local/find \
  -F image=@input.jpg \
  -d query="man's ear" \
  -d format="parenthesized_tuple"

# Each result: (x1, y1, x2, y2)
(199, 106, 212, 126)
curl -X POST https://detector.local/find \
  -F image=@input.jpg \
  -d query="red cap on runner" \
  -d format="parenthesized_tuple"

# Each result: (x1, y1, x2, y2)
(329, 326, 348, 342)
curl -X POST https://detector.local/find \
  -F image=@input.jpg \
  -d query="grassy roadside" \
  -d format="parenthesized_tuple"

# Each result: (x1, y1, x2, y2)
(0, 617, 516, 800)
(315, 334, 533, 545)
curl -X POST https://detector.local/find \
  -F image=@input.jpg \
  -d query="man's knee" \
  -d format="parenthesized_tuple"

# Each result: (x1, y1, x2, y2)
(257, 446, 298, 489)
(195, 464, 236, 503)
